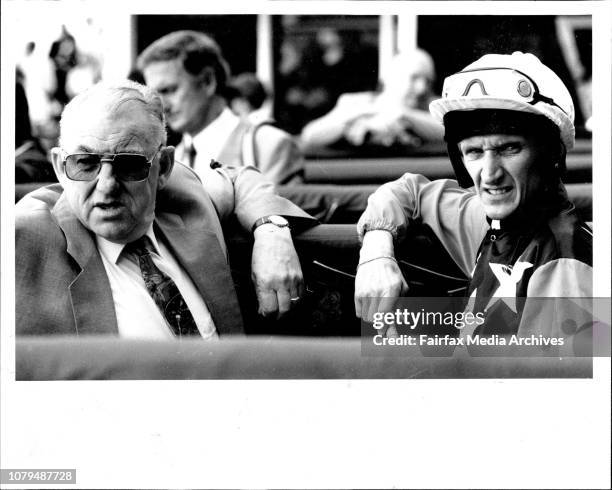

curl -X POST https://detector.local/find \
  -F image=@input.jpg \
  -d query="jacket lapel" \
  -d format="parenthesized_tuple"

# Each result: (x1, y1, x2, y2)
(52, 194, 119, 335)
(217, 121, 249, 167)
(155, 213, 244, 336)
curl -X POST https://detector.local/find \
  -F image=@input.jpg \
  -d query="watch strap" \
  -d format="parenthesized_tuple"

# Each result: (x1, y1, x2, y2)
(252, 215, 290, 233)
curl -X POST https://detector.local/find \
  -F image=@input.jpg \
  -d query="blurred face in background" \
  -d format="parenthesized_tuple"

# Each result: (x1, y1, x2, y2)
(143, 58, 214, 136)
(229, 96, 253, 118)
(384, 49, 435, 110)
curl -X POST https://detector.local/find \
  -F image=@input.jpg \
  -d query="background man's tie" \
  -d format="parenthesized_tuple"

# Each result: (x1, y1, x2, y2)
(126, 236, 200, 337)
(186, 142, 197, 168)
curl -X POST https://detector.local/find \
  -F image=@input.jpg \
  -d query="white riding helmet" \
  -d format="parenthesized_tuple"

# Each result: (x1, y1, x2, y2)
(429, 51, 575, 150)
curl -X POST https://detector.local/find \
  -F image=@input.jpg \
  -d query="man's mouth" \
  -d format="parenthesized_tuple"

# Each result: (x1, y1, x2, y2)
(484, 187, 512, 196)
(95, 201, 123, 211)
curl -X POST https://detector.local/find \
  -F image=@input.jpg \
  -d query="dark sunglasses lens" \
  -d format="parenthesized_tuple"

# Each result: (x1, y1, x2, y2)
(113, 154, 151, 181)
(65, 154, 102, 181)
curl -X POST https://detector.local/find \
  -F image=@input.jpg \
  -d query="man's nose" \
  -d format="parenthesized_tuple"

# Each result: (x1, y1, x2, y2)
(481, 152, 504, 183)
(95, 163, 120, 192)
(412, 76, 430, 96)
(160, 94, 172, 110)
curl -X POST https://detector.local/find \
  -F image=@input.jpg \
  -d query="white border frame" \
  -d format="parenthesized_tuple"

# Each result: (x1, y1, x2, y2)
(2, 2, 610, 488)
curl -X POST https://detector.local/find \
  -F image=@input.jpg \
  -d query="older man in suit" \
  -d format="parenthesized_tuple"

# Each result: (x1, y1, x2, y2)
(16, 80, 313, 338)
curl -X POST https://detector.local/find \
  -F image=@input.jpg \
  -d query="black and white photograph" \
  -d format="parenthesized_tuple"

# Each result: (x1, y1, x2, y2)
(1, 1, 610, 488)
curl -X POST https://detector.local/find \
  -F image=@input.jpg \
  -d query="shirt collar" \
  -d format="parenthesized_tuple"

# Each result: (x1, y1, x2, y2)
(190, 107, 240, 155)
(96, 225, 160, 265)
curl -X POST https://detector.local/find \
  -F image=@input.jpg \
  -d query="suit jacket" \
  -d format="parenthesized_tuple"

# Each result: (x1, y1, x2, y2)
(177, 110, 304, 185)
(217, 119, 304, 185)
(16, 162, 314, 337)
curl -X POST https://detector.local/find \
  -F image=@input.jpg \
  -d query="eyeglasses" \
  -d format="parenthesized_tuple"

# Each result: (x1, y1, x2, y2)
(62, 147, 162, 182)
(442, 67, 567, 115)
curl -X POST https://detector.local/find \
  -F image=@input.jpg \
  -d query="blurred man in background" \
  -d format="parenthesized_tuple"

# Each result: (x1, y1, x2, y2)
(138, 30, 303, 185)
(15, 78, 56, 183)
(226, 73, 272, 124)
(300, 48, 444, 153)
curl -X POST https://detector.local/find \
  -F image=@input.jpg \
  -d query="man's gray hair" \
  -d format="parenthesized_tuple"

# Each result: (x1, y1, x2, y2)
(59, 80, 167, 148)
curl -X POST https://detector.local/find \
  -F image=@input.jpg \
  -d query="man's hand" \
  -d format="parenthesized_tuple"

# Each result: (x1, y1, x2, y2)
(345, 112, 413, 147)
(251, 224, 303, 318)
(354, 230, 408, 321)
(344, 118, 372, 146)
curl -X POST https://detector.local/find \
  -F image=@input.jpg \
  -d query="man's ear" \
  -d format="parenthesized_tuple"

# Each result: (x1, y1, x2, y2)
(50, 147, 66, 182)
(157, 146, 175, 189)
(196, 67, 217, 96)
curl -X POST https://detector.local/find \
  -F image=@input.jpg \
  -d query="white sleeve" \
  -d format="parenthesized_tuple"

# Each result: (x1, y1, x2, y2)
(357, 173, 488, 276)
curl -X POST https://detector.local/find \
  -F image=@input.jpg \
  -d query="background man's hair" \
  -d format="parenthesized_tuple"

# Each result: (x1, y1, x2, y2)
(137, 30, 230, 94)
(59, 80, 167, 149)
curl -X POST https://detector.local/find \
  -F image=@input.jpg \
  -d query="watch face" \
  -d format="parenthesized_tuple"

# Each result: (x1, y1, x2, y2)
(269, 215, 289, 226)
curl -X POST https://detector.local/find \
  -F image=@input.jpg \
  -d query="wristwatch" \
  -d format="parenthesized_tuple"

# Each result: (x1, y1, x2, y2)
(252, 215, 290, 232)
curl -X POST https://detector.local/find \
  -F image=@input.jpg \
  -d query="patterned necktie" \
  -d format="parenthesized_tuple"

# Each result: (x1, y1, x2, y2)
(126, 236, 200, 337)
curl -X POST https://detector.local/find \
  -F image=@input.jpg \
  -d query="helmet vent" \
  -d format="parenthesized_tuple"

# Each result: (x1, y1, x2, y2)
(517, 79, 533, 98)
(462, 79, 489, 96)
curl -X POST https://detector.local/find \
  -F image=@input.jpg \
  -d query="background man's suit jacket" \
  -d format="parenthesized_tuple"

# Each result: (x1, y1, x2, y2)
(217, 119, 304, 185)
(177, 117, 304, 186)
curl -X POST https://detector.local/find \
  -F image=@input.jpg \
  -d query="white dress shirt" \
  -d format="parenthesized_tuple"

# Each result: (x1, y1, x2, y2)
(96, 226, 218, 340)
(176, 108, 240, 180)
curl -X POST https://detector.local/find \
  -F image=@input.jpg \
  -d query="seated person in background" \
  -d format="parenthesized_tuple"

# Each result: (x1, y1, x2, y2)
(226, 72, 272, 124)
(300, 49, 444, 153)
(138, 30, 303, 185)
(354, 52, 592, 337)
(16, 81, 315, 338)
(15, 79, 56, 183)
